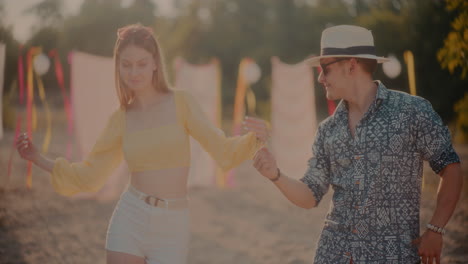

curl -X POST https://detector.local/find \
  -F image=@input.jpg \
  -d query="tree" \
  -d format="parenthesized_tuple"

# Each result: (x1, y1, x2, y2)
(23, 0, 64, 30)
(437, 0, 468, 79)
(60, 0, 157, 56)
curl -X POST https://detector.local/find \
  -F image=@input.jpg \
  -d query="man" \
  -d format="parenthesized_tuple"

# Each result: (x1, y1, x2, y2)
(253, 25, 462, 264)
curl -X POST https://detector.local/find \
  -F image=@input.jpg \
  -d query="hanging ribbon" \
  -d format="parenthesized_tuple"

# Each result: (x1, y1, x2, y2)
(25, 47, 40, 189)
(50, 50, 74, 159)
(25, 47, 54, 188)
(232, 58, 251, 137)
(35, 64, 52, 154)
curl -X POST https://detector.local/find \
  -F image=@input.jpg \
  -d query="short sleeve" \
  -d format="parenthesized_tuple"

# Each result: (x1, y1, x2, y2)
(300, 123, 331, 206)
(414, 98, 460, 174)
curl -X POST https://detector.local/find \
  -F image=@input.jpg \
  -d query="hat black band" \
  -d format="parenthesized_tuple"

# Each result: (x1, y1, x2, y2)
(321, 46, 376, 56)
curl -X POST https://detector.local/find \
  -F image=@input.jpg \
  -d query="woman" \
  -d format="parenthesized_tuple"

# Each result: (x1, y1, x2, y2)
(15, 24, 268, 264)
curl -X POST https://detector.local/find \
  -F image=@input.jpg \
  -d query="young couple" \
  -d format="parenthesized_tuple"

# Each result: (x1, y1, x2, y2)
(17, 24, 462, 264)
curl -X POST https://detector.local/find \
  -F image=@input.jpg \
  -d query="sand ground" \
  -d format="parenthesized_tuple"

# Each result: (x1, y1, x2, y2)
(1, 109, 467, 264)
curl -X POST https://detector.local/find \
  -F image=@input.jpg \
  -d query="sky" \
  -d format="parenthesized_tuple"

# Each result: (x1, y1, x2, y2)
(2, 0, 176, 44)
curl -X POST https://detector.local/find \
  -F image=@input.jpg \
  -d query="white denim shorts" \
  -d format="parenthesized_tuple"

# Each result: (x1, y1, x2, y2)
(106, 186, 190, 264)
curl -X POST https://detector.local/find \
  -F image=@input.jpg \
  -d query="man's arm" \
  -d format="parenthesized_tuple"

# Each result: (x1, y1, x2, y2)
(414, 162, 463, 264)
(253, 147, 317, 209)
(429, 162, 463, 232)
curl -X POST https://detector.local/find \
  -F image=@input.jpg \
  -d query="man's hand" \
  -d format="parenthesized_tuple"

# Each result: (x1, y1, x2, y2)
(412, 230, 443, 264)
(253, 147, 278, 180)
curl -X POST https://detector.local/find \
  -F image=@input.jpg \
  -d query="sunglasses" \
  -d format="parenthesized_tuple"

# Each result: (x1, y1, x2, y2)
(117, 26, 154, 41)
(320, 58, 350, 76)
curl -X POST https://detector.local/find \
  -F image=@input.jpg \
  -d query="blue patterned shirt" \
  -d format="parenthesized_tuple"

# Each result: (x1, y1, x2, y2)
(300, 82, 460, 263)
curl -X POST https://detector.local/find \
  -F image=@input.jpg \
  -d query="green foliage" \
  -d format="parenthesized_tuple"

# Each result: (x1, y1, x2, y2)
(60, 0, 157, 56)
(23, 0, 63, 29)
(437, 0, 468, 79)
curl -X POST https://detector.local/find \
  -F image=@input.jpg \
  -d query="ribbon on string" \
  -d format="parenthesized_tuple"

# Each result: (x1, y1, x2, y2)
(25, 47, 39, 189)
(24, 47, 51, 189)
(35, 66, 52, 153)
(232, 58, 251, 137)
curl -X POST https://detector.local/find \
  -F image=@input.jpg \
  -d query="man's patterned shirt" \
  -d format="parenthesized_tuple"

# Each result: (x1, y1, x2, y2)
(300, 82, 460, 263)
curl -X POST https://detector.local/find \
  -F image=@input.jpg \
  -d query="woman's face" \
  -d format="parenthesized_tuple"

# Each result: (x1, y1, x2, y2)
(119, 45, 156, 93)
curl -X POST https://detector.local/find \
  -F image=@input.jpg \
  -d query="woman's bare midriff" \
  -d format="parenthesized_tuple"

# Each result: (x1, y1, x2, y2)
(130, 166, 190, 199)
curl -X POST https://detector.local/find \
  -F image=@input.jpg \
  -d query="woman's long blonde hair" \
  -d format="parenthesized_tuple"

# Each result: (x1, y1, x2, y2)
(114, 23, 171, 108)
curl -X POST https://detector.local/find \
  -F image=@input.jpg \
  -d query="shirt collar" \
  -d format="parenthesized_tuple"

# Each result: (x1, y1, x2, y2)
(332, 80, 388, 118)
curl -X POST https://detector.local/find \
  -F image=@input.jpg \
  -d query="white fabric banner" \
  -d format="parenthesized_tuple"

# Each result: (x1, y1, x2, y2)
(70, 51, 129, 201)
(0, 44, 5, 140)
(174, 57, 221, 187)
(270, 57, 317, 179)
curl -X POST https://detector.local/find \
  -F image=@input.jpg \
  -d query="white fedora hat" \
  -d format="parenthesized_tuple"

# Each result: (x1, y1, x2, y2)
(306, 25, 390, 67)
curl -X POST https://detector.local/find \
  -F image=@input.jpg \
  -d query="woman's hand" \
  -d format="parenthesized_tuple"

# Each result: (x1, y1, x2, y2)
(15, 132, 40, 163)
(253, 147, 278, 180)
(243, 116, 270, 143)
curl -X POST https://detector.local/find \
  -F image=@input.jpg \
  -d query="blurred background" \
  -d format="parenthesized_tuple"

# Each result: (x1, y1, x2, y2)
(0, 0, 467, 129)
(0, 0, 467, 263)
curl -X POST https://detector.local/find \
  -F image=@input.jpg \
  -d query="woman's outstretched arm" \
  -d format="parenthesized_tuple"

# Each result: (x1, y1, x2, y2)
(16, 133, 54, 173)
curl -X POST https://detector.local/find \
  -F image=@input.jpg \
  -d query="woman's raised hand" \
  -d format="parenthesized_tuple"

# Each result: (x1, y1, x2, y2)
(15, 132, 39, 162)
(243, 116, 270, 143)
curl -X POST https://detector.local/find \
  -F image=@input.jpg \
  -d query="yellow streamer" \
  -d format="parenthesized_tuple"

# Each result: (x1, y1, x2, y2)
(35, 72, 52, 153)
(26, 47, 41, 189)
(25, 47, 52, 188)
(246, 88, 257, 116)
(404, 50, 417, 96)
(232, 58, 250, 135)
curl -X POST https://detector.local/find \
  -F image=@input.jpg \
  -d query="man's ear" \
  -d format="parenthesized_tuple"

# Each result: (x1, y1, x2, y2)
(349, 58, 358, 73)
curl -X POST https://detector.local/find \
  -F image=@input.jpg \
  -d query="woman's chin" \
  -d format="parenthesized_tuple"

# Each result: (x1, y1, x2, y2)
(127, 84, 148, 92)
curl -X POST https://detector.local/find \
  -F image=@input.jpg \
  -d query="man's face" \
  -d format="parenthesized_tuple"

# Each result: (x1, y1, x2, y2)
(318, 57, 350, 100)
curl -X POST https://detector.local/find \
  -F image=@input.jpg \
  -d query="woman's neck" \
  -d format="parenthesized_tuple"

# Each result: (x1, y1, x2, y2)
(131, 88, 169, 110)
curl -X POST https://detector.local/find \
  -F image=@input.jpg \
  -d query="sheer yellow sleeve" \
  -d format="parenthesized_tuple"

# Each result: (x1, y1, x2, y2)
(51, 108, 124, 196)
(178, 91, 263, 172)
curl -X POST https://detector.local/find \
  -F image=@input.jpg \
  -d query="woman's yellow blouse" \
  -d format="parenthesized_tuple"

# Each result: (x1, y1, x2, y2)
(51, 90, 263, 196)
